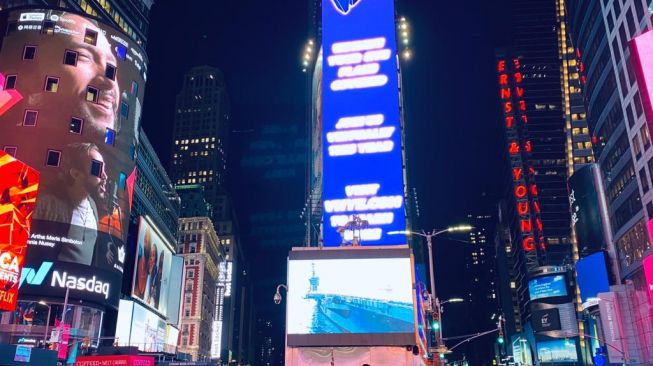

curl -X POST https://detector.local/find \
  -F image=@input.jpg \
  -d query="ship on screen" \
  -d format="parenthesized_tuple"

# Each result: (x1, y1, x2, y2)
(303, 263, 413, 333)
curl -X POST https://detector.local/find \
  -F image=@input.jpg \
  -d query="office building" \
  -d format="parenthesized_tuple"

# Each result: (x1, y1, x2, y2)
(170, 65, 230, 217)
(176, 216, 223, 361)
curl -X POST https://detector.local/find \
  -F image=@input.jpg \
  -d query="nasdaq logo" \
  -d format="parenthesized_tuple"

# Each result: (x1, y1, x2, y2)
(19, 262, 53, 288)
(331, 0, 362, 15)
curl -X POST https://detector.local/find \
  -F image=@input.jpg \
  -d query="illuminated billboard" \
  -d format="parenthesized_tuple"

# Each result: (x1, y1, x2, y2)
(643, 255, 653, 304)
(0, 9, 147, 307)
(0, 151, 39, 311)
(528, 275, 567, 301)
(536, 340, 578, 363)
(132, 217, 183, 323)
(287, 248, 416, 346)
(115, 299, 177, 353)
(321, 0, 406, 246)
(576, 251, 610, 308)
(568, 164, 608, 255)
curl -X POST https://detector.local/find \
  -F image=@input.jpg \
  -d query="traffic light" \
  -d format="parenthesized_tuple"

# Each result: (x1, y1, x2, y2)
(497, 336, 505, 344)
(432, 319, 441, 331)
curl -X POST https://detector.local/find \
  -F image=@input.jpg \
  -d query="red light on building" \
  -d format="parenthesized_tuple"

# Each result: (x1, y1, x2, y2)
(0, 151, 40, 311)
(523, 237, 536, 251)
(514, 72, 523, 83)
(499, 74, 509, 85)
(515, 185, 528, 199)
(509, 141, 520, 155)
(504, 101, 513, 113)
(501, 88, 511, 99)
(505, 116, 515, 128)
(498, 60, 506, 72)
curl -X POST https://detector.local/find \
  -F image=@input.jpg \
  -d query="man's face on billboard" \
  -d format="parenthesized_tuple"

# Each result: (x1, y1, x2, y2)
(61, 16, 120, 134)
(86, 147, 107, 200)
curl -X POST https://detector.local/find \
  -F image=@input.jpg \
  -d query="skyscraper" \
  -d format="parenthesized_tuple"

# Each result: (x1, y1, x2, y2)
(171, 66, 230, 217)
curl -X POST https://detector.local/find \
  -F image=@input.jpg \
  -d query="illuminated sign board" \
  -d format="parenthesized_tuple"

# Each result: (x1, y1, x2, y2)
(536, 340, 578, 363)
(286, 247, 416, 346)
(0, 151, 39, 311)
(0, 9, 147, 307)
(576, 251, 610, 308)
(643, 255, 653, 304)
(497, 57, 546, 268)
(568, 165, 608, 255)
(321, 0, 406, 246)
(528, 275, 568, 301)
(632, 30, 653, 130)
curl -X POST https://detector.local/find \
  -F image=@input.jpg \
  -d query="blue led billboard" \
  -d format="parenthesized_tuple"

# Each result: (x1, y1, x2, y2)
(321, 0, 406, 246)
(528, 274, 567, 301)
(576, 251, 610, 306)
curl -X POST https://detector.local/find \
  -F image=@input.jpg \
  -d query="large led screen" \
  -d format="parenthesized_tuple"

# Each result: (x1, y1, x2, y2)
(536, 340, 578, 363)
(528, 275, 567, 301)
(287, 248, 416, 346)
(132, 217, 182, 322)
(0, 9, 147, 307)
(115, 299, 176, 353)
(576, 251, 610, 307)
(568, 165, 607, 255)
(643, 255, 653, 304)
(0, 151, 39, 311)
(632, 29, 653, 122)
(321, 0, 406, 246)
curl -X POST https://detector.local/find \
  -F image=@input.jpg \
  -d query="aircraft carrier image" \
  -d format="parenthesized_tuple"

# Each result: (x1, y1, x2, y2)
(303, 263, 414, 333)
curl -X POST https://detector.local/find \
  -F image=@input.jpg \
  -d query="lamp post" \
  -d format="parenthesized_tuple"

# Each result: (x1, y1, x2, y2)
(389, 225, 472, 349)
(38, 300, 51, 347)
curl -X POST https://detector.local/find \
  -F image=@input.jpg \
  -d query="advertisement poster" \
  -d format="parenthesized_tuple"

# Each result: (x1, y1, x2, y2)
(321, 0, 406, 246)
(0, 9, 147, 307)
(528, 275, 568, 301)
(0, 151, 40, 311)
(132, 217, 179, 319)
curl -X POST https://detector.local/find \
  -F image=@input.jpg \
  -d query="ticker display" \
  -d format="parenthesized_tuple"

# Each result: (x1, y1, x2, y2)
(0, 151, 40, 311)
(0, 9, 147, 308)
(321, 0, 406, 246)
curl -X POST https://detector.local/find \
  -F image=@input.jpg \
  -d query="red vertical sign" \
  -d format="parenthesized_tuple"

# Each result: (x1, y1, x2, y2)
(0, 151, 39, 311)
(643, 255, 653, 305)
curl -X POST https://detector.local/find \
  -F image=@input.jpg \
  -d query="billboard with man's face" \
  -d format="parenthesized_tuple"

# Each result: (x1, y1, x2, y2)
(0, 9, 147, 308)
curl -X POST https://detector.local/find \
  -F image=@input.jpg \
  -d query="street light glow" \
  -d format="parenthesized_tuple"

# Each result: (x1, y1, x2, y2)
(446, 298, 464, 303)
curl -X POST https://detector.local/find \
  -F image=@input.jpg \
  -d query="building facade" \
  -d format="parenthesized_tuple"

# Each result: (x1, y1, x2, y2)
(176, 216, 223, 361)
(170, 65, 230, 216)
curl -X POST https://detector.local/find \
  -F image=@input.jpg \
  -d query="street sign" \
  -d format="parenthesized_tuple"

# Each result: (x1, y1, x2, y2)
(14, 345, 32, 362)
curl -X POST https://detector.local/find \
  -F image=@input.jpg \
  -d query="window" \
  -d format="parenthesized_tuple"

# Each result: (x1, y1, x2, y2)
(633, 136, 642, 160)
(86, 86, 98, 102)
(641, 168, 650, 193)
(184, 310, 190, 317)
(130, 81, 138, 95)
(648, 201, 653, 218)
(118, 172, 127, 190)
(105, 128, 116, 145)
(23, 110, 38, 126)
(63, 50, 78, 66)
(187, 270, 195, 278)
(41, 20, 54, 35)
(634, 92, 644, 117)
(120, 101, 129, 119)
(22, 45, 36, 60)
(4, 75, 16, 90)
(641, 125, 651, 150)
(45, 150, 61, 167)
(44, 76, 59, 92)
(69, 117, 83, 134)
(105, 64, 116, 80)
(84, 28, 98, 45)
(3, 146, 17, 157)
(90, 159, 103, 178)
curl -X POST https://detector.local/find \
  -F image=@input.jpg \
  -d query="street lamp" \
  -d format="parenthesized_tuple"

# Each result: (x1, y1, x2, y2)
(389, 225, 472, 348)
(38, 300, 51, 347)
(274, 284, 287, 305)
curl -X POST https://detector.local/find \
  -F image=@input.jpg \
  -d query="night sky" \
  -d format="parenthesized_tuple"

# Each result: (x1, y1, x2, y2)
(142, 0, 510, 362)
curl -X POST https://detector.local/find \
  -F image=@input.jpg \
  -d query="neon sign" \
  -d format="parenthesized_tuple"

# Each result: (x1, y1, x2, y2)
(322, 0, 405, 246)
(497, 57, 546, 262)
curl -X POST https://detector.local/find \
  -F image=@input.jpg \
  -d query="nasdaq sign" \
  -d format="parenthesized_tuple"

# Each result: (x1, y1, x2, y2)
(322, 0, 406, 246)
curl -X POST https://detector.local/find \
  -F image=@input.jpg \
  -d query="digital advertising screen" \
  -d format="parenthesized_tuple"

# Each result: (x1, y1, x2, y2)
(286, 247, 416, 346)
(321, 0, 406, 246)
(0, 151, 39, 311)
(0, 9, 147, 307)
(632, 29, 653, 123)
(131, 217, 182, 321)
(576, 251, 610, 308)
(528, 275, 568, 301)
(568, 165, 607, 255)
(643, 255, 653, 304)
(116, 299, 170, 353)
(536, 340, 578, 363)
